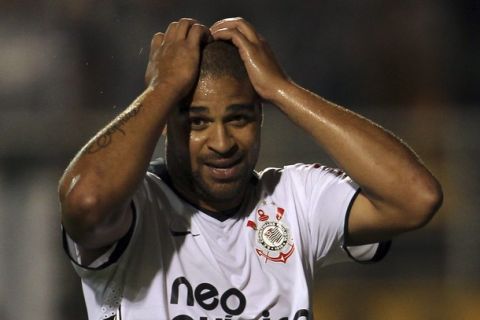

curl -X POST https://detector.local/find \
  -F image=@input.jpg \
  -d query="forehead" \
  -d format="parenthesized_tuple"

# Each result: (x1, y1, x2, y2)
(189, 76, 258, 111)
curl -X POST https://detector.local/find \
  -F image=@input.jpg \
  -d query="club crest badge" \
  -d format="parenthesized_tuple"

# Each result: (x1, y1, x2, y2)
(247, 203, 295, 263)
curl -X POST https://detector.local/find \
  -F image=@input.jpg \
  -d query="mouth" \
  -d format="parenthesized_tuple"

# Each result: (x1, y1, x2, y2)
(203, 157, 243, 181)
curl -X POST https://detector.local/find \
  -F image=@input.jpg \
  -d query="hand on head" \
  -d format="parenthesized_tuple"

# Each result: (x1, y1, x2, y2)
(210, 17, 289, 101)
(146, 17, 289, 102)
(145, 18, 211, 97)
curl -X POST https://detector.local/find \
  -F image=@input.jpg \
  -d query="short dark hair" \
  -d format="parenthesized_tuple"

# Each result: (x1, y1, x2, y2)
(199, 40, 249, 81)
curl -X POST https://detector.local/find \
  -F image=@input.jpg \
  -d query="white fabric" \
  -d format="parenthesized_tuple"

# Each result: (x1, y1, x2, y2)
(64, 232, 118, 269)
(66, 164, 381, 319)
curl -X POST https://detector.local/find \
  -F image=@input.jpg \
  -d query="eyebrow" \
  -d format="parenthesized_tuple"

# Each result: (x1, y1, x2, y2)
(184, 106, 209, 114)
(184, 103, 257, 114)
(226, 103, 256, 113)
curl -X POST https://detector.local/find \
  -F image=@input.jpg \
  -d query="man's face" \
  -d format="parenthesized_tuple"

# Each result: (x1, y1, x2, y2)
(166, 76, 261, 212)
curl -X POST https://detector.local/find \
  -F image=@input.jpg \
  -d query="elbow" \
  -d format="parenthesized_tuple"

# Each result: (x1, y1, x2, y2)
(58, 172, 132, 249)
(61, 188, 105, 230)
(59, 178, 107, 244)
(59, 174, 104, 225)
(406, 176, 443, 230)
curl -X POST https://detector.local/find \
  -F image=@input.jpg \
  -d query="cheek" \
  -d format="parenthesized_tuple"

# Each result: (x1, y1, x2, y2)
(239, 127, 260, 154)
(189, 131, 204, 144)
(189, 132, 206, 163)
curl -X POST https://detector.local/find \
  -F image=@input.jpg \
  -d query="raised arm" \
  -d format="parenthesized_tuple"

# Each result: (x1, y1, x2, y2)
(58, 19, 210, 255)
(211, 18, 443, 245)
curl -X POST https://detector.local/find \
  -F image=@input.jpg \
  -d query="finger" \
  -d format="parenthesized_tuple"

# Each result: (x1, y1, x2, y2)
(186, 23, 211, 47)
(176, 18, 198, 40)
(152, 32, 165, 44)
(164, 21, 179, 42)
(211, 27, 254, 53)
(149, 34, 164, 61)
(211, 17, 259, 43)
(149, 32, 164, 59)
(211, 17, 247, 29)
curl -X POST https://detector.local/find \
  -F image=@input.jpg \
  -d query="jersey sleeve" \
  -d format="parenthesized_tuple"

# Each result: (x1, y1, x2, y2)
(62, 174, 152, 273)
(283, 164, 390, 266)
(61, 203, 137, 271)
(61, 172, 172, 320)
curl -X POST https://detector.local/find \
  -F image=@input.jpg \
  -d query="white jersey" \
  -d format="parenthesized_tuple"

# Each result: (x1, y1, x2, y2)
(63, 163, 390, 320)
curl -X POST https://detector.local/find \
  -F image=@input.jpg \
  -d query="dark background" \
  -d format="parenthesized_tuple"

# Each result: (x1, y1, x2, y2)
(0, 1, 479, 319)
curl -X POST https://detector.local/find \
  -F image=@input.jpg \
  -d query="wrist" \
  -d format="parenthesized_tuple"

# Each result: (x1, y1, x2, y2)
(145, 81, 186, 104)
(262, 78, 296, 105)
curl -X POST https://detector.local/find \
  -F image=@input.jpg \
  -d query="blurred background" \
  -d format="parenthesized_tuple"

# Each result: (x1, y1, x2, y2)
(0, 0, 479, 319)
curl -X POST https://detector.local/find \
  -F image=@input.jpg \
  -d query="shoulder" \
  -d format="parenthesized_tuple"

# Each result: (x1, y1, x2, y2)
(258, 163, 349, 184)
(256, 163, 358, 205)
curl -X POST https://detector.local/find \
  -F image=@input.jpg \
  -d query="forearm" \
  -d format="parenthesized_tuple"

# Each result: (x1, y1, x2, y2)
(269, 81, 441, 212)
(210, 17, 441, 242)
(58, 19, 211, 251)
(59, 85, 179, 236)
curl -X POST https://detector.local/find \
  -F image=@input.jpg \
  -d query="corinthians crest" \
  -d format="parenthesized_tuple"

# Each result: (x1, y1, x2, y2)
(247, 203, 295, 263)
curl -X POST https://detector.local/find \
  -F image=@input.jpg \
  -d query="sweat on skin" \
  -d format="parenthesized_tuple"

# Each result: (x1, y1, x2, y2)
(58, 17, 443, 318)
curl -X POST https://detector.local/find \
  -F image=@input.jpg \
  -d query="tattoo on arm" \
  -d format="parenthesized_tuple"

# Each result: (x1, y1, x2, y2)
(84, 103, 143, 154)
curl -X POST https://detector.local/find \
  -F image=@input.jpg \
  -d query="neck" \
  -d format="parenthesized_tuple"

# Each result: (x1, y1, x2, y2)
(172, 179, 247, 213)
(195, 192, 246, 213)
(160, 159, 256, 215)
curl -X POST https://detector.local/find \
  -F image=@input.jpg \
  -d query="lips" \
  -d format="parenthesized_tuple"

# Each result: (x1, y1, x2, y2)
(203, 157, 243, 181)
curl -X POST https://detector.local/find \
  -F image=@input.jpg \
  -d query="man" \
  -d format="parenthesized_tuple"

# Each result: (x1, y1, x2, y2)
(59, 17, 442, 319)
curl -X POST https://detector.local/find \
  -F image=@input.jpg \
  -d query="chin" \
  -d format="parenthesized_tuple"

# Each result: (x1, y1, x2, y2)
(213, 183, 244, 201)
(194, 175, 249, 207)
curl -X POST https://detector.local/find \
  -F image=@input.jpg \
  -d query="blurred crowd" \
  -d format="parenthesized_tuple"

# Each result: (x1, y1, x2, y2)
(0, 1, 478, 319)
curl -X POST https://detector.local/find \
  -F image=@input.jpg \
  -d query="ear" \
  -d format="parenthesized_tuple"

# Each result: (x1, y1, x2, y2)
(162, 124, 168, 137)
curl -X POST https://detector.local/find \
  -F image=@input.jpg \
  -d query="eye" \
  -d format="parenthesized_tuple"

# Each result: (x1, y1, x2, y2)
(189, 117, 209, 130)
(229, 115, 252, 127)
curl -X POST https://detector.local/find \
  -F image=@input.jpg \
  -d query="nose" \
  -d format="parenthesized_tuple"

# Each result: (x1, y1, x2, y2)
(207, 123, 236, 156)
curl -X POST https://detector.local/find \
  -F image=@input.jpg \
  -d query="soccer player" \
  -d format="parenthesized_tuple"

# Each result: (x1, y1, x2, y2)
(59, 18, 443, 319)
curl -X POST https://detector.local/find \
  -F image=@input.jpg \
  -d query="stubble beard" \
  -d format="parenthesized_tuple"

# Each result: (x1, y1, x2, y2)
(191, 163, 253, 209)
